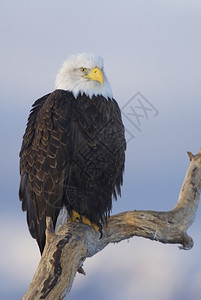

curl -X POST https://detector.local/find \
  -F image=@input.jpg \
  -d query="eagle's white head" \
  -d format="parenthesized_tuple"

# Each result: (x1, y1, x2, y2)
(55, 53, 113, 99)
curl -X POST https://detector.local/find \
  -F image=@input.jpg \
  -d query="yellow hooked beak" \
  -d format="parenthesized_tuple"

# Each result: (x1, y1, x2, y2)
(83, 67, 104, 86)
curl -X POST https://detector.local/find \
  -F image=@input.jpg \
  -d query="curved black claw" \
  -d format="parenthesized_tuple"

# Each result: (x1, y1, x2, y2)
(98, 223, 103, 239)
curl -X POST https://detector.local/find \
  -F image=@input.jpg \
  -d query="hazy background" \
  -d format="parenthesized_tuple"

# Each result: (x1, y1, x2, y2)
(1, 1, 201, 299)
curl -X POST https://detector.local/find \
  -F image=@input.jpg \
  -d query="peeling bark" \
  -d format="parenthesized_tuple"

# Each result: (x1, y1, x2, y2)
(22, 149, 201, 300)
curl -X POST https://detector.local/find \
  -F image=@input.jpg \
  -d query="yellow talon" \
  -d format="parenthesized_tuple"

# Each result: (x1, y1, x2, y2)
(82, 216, 99, 232)
(67, 210, 99, 232)
(67, 209, 81, 223)
(81, 215, 92, 226)
(91, 222, 99, 233)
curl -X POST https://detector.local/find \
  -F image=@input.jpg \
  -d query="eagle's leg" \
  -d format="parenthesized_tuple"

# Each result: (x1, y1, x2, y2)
(68, 209, 99, 233)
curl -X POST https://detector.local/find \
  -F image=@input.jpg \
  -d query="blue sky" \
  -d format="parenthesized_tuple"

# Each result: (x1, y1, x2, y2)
(1, 1, 201, 299)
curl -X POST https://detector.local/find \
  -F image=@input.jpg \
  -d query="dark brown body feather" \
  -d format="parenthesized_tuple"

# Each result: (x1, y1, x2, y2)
(19, 90, 126, 253)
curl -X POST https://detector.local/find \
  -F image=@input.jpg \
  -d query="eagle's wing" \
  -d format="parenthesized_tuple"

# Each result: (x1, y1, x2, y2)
(19, 90, 72, 253)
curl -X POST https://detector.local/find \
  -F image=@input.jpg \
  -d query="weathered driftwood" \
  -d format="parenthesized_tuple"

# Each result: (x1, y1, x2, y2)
(22, 149, 201, 300)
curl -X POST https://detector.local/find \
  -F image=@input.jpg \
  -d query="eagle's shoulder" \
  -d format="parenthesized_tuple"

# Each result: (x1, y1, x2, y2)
(19, 90, 74, 252)
(20, 90, 73, 156)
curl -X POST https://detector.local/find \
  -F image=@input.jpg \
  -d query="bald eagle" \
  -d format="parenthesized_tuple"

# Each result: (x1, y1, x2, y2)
(19, 53, 126, 254)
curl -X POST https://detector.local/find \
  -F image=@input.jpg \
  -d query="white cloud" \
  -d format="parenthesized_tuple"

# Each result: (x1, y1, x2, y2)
(0, 217, 40, 298)
(1, 216, 201, 300)
(68, 238, 201, 300)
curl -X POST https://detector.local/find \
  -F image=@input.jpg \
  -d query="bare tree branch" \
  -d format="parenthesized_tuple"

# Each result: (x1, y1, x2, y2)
(22, 149, 201, 300)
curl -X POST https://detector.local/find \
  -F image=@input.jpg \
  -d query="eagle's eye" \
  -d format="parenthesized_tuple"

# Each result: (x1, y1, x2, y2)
(80, 67, 86, 72)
